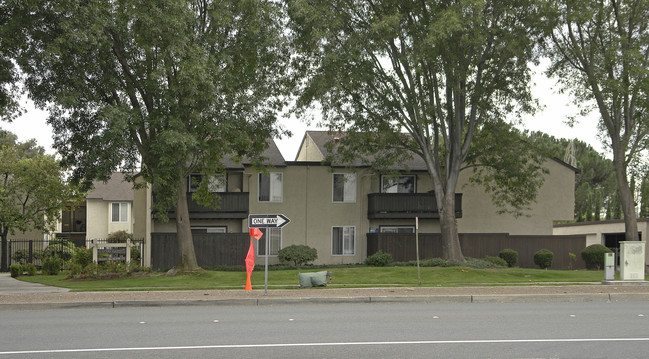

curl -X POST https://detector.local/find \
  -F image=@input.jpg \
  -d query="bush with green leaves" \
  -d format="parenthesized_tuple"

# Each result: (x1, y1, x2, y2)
(581, 244, 613, 270)
(42, 256, 64, 275)
(10, 264, 23, 278)
(45, 239, 75, 261)
(12, 250, 30, 265)
(25, 263, 37, 276)
(483, 255, 507, 267)
(365, 251, 392, 266)
(277, 245, 318, 267)
(107, 230, 133, 242)
(499, 248, 518, 267)
(534, 249, 554, 269)
(72, 248, 93, 268)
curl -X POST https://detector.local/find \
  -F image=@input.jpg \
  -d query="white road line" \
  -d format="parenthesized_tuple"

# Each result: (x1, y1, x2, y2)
(2, 338, 649, 355)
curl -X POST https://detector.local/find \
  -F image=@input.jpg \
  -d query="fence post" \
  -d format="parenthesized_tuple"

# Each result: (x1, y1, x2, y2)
(28, 240, 33, 265)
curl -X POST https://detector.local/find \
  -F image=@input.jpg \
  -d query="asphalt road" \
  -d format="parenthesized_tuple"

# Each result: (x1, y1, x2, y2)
(2, 301, 648, 358)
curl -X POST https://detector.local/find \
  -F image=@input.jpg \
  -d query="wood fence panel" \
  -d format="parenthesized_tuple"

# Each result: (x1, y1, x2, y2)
(151, 233, 249, 271)
(367, 233, 587, 270)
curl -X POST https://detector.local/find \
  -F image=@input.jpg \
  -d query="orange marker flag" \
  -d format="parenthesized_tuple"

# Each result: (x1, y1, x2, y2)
(245, 228, 263, 291)
(244, 238, 255, 291)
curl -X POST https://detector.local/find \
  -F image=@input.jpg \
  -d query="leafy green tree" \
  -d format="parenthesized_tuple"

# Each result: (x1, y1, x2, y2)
(545, 0, 649, 242)
(0, 1, 23, 121)
(0, 130, 83, 271)
(287, 0, 547, 260)
(640, 173, 649, 218)
(12, 0, 289, 273)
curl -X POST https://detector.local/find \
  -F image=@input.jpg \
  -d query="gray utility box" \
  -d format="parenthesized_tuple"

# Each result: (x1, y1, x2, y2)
(620, 241, 646, 281)
(604, 252, 615, 281)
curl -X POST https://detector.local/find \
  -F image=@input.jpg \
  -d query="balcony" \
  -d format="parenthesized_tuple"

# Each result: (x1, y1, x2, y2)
(166, 192, 249, 220)
(367, 193, 462, 219)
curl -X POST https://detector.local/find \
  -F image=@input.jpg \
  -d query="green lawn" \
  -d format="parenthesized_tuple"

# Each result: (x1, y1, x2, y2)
(16, 266, 610, 292)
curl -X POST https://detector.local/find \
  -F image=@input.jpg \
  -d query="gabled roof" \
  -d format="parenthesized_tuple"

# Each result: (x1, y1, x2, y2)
(295, 131, 428, 171)
(86, 173, 134, 201)
(222, 138, 286, 169)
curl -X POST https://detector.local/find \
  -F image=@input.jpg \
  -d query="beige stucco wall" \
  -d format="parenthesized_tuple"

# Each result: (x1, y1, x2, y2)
(86, 199, 133, 239)
(295, 136, 324, 162)
(457, 159, 575, 235)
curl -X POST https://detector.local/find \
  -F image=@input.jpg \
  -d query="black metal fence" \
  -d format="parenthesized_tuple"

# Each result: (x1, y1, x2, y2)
(4, 238, 145, 268)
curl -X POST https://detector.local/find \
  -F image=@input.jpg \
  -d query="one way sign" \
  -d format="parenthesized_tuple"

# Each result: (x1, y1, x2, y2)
(248, 214, 291, 228)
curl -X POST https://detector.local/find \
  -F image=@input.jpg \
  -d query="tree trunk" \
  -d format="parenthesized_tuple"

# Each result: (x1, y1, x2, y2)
(173, 174, 201, 274)
(612, 152, 639, 242)
(439, 192, 465, 261)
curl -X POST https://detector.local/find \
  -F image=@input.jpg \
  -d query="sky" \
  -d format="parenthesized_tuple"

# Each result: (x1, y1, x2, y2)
(1, 60, 604, 162)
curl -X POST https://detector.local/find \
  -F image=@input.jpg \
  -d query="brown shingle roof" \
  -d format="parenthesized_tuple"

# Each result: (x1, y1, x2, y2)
(86, 173, 134, 201)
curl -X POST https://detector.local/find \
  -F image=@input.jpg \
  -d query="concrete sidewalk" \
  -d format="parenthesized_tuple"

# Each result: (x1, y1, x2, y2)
(2, 273, 649, 310)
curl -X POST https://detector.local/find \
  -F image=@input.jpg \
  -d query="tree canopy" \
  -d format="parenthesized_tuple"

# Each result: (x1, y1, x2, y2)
(287, 0, 547, 260)
(545, 0, 649, 241)
(0, 130, 83, 271)
(12, 0, 290, 272)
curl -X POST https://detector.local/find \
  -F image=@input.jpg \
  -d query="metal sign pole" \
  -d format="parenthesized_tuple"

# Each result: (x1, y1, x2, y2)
(264, 227, 269, 296)
(416, 217, 421, 286)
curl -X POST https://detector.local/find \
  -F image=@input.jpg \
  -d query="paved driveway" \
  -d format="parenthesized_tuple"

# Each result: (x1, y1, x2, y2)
(0, 273, 69, 295)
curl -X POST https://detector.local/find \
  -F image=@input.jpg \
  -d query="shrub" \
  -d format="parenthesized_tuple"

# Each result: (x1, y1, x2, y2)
(42, 256, 63, 275)
(10, 264, 23, 278)
(499, 248, 518, 267)
(277, 245, 318, 267)
(45, 239, 75, 261)
(534, 249, 554, 269)
(365, 251, 393, 266)
(130, 246, 141, 264)
(581, 244, 613, 270)
(12, 250, 30, 265)
(72, 248, 93, 268)
(25, 263, 37, 276)
(108, 230, 133, 243)
(483, 255, 508, 267)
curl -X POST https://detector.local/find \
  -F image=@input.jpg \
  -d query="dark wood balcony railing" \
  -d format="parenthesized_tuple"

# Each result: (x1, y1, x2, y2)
(367, 193, 462, 219)
(166, 192, 249, 220)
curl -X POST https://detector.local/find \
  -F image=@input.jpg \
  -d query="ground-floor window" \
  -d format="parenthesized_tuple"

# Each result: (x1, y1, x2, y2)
(258, 228, 281, 256)
(379, 226, 415, 233)
(332, 226, 355, 255)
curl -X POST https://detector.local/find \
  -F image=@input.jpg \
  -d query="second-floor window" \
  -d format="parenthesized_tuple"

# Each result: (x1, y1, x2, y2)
(189, 174, 226, 192)
(333, 173, 356, 202)
(381, 175, 416, 193)
(259, 172, 283, 202)
(111, 202, 128, 223)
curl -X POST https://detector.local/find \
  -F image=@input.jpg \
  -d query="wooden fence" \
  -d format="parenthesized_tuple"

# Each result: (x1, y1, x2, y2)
(367, 233, 587, 270)
(150, 232, 249, 271)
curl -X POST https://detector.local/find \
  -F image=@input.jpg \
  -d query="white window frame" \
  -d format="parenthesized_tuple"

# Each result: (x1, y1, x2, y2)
(332, 226, 355, 256)
(111, 202, 129, 223)
(381, 175, 416, 193)
(258, 172, 283, 202)
(257, 228, 282, 256)
(189, 174, 226, 193)
(332, 173, 356, 203)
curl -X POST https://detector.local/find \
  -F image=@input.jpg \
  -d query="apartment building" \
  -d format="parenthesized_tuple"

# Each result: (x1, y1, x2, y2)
(56, 131, 577, 267)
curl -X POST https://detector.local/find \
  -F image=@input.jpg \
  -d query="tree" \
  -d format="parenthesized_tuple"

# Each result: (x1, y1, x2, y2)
(0, 1, 24, 121)
(0, 130, 82, 271)
(545, 0, 649, 242)
(12, 0, 289, 273)
(287, 0, 547, 260)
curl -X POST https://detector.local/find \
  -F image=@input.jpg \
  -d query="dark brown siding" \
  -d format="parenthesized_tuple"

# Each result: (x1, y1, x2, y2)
(367, 233, 587, 269)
